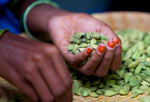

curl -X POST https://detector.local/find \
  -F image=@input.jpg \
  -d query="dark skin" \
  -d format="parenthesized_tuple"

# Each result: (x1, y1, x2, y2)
(0, 0, 122, 102)
(25, 4, 122, 76)
(0, 32, 72, 102)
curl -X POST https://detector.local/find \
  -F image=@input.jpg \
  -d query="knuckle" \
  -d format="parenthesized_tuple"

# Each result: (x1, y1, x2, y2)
(45, 45, 59, 54)
(23, 67, 35, 80)
(104, 55, 111, 61)
(54, 86, 66, 97)
(32, 53, 44, 62)
(68, 58, 78, 66)
(90, 57, 99, 63)
(81, 69, 93, 76)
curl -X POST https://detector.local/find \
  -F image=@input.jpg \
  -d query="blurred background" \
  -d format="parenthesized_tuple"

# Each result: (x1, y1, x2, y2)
(53, 0, 150, 13)
(0, 0, 149, 34)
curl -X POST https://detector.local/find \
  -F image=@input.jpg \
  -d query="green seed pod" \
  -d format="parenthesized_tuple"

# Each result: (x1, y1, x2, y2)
(125, 73, 133, 83)
(139, 85, 149, 91)
(134, 65, 142, 75)
(112, 85, 121, 92)
(98, 83, 104, 88)
(100, 34, 108, 40)
(73, 32, 85, 38)
(86, 32, 91, 39)
(90, 39, 97, 45)
(128, 61, 139, 69)
(96, 89, 104, 95)
(138, 41, 144, 51)
(122, 44, 129, 51)
(122, 50, 133, 61)
(104, 90, 117, 97)
(80, 87, 91, 97)
(73, 80, 82, 88)
(73, 87, 81, 96)
(81, 38, 87, 43)
(91, 32, 100, 39)
(79, 48, 85, 52)
(90, 44, 97, 50)
(72, 49, 80, 54)
(141, 81, 149, 86)
(106, 80, 116, 86)
(143, 70, 150, 76)
(79, 43, 88, 48)
(131, 51, 141, 59)
(144, 62, 150, 67)
(124, 59, 132, 66)
(67, 44, 74, 51)
(129, 76, 141, 87)
(137, 55, 146, 62)
(146, 46, 150, 56)
(132, 88, 144, 98)
(70, 38, 80, 44)
(90, 92, 99, 98)
(119, 85, 130, 95)
(90, 87, 98, 92)
(145, 77, 150, 83)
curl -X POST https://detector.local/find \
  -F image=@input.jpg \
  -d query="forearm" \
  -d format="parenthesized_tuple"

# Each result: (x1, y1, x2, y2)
(18, 0, 70, 40)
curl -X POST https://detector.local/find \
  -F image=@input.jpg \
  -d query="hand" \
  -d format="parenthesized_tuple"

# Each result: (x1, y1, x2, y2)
(48, 13, 122, 77)
(0, 32, 72, 102)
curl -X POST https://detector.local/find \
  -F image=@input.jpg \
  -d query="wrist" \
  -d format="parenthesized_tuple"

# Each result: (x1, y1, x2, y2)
(25, 2, 70, 41)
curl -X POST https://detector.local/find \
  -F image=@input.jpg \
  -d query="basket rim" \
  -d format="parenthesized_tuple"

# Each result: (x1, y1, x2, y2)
(92, 11, 150, 15)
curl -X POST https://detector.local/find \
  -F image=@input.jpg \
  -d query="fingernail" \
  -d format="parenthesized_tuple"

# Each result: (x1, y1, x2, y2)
(97, 44, 106, 55)
(107, 40, 115, 49)
(85, 47, 93, 56)
(113, 37, 120, 45)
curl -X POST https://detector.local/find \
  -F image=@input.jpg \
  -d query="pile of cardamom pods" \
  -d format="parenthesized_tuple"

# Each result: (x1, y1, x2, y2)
(68, 29, 150, 98)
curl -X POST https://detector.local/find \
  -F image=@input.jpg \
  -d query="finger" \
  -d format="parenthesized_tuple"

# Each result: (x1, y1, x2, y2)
(97, 23, 117, 39)
(65, 87, 73, 102)
(48, 48, 72, 88)
(24, 63, 54, 102)
(48, 50, 73, 102)
(94, 40, 116, 77)
(110, 37, 122, 71)
(79, 44, 106, 75)
(37, 58, 66, 101)
(6, 69, 38, 102)
(66, 47, 93, 66)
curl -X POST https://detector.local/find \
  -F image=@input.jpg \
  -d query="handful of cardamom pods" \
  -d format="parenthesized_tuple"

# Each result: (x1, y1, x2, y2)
(67, 32, 108, 54)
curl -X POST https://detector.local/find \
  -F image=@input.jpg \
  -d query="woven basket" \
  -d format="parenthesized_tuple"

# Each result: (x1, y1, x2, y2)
(0, 12, 150, 102)
(93, 12, 150, 32)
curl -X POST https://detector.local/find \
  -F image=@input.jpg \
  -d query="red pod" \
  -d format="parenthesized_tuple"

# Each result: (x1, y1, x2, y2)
(107, 40, 115, 48)
(85, 48, 93, 56)
(98, 44, 106, 54)
(113, 37, 120, 45)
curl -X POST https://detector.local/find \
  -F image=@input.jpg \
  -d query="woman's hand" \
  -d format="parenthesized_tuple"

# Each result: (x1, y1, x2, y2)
(0, 32, 72, 102)
(48, 13, 122, 77)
